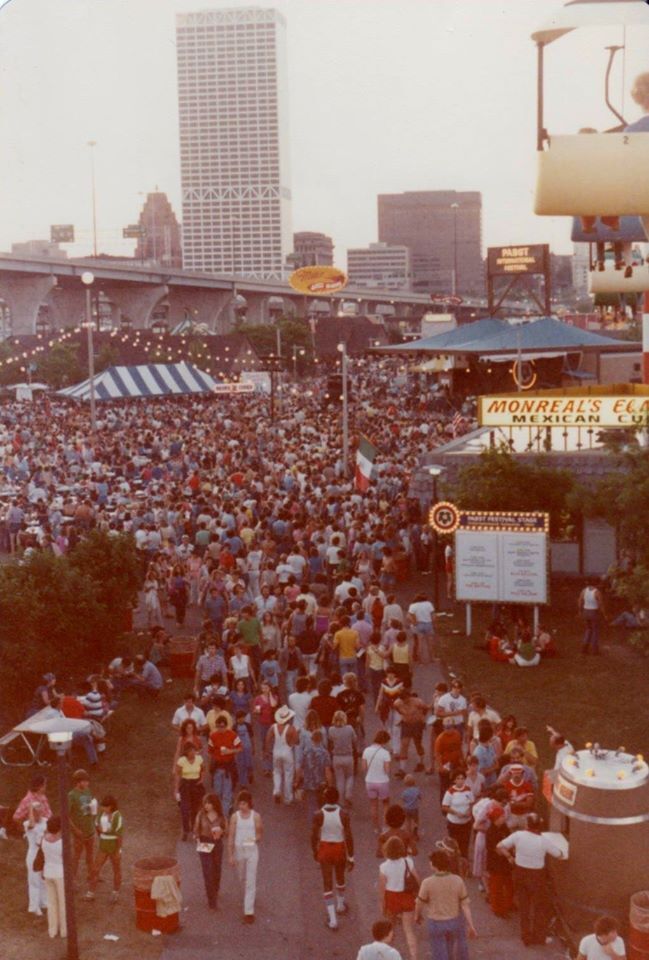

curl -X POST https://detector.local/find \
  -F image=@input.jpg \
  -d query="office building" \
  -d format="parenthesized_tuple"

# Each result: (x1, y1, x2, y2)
(134, 192, 183, 268)
(378, 190, 483, 295)
(347, 242, 412, 290)
(572, 244, 591, 297)
(176, 7, 292, 278)
(288, 231, 334, 269)
(11, 239, 66, 259)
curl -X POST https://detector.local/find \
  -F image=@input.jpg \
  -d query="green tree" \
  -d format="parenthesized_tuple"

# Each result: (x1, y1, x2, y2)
(447, 447, 576, 538)
(94, 342, 120, 374)
(37, 341, 83, 388)
(68, 531, 142, 649)
(238, 316, 313, 369)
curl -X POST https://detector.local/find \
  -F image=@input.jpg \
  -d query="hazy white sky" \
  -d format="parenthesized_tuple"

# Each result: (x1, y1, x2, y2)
(0, 0, 647, 263)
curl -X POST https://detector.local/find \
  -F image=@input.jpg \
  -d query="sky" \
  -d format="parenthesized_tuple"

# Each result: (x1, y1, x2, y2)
(0, 0, 647, 264)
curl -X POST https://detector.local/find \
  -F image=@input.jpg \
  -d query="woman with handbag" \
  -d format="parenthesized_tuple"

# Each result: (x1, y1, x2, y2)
(378, 835, 420, 960)
(310, 786, 354, 931)
(193, 794, 227, 910)
(24, 801, 47, 916)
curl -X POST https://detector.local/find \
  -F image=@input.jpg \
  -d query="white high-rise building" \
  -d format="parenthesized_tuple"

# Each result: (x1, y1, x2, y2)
(176, 7, 292, 279)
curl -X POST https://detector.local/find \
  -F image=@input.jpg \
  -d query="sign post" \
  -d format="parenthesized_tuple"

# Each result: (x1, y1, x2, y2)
(487, 243, 550, 316)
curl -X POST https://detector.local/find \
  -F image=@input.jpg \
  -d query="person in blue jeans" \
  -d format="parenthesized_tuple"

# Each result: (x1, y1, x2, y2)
(234, 712, 254, 788)
(414, 849, 477, 960)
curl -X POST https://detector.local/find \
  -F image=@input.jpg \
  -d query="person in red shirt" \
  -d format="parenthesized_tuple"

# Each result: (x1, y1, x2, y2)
(433, 719, 464, 800)
(501, 764, 535, 829)
(208, 716, 241, 815)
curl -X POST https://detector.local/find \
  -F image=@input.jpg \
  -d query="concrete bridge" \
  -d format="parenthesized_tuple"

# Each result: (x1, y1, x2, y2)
(0, 255, 433, 334)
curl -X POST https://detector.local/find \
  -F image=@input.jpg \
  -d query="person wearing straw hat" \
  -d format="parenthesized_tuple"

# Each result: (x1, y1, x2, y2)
(266, 705, 299, 805)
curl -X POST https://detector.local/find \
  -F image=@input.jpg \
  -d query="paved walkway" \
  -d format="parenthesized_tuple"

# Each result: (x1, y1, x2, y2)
(136, 584, 566, 960)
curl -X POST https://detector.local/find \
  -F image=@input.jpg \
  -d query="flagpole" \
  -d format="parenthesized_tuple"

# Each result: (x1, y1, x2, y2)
(338, 342, 349, 477)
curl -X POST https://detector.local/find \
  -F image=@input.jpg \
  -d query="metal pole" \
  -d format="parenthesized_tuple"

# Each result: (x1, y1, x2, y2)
(88, 141, 97, 257)
(270, 368, 275, 423)
(453, 207, 458, 295)
(536, 43, 545, 151)
(466, 602, 472, 637)
(432, 475, 440, 611)
(57, 749, 79, 960)
(276, 325, 282, 358)
(293, 345, 297, 379)
(86, 288, 97, 432)
(341, 343, 349, 477)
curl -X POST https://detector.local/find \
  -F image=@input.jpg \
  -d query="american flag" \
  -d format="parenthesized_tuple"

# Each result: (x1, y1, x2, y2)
(451, 411, 466, 436)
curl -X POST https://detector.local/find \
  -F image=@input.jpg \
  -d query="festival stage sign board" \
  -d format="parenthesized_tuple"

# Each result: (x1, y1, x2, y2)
(453, 509, 549, 605)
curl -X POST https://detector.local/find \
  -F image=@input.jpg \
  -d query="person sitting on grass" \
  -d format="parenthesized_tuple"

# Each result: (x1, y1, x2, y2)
(510, 629, 540, 668)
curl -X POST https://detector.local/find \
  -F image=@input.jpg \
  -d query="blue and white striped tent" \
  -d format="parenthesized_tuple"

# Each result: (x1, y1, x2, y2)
(58, 362, 219, 401)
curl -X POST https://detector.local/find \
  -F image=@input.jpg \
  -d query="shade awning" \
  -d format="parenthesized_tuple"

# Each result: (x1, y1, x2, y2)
(58, 362, 219, 401)
(532, 0, 649, 46)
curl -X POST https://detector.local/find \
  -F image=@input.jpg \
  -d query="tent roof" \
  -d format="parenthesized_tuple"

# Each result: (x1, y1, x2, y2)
(58, 362, 219, 401)
(377, 316, 638, 356)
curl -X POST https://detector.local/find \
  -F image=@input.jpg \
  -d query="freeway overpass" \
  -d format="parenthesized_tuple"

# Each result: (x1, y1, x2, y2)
(0, 255, 433, 334)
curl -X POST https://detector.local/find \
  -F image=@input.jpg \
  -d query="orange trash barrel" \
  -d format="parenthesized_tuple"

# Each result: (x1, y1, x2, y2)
(133, 857, 181, 933)
(629, 892, 649, 960)
(168, 636, 198, 678)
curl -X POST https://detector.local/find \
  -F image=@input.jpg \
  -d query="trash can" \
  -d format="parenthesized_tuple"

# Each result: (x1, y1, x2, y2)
(133, 856, 181, 933)
(168, 637, 197, 679)
(629, 892, 649, 960)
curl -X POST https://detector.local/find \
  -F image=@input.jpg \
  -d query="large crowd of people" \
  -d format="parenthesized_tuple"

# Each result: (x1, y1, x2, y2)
(0, 363, 626, 959)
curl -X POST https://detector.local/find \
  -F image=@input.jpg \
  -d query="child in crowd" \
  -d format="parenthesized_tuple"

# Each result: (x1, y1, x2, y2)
(260, 650, 280, 691)
(401, 774, 421, 838)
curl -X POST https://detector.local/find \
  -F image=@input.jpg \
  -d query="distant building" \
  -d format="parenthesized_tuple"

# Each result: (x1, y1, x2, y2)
(572, 245, 591, 297)
(378, 190, 483, 296)
(176, 7, 292, 279)
(288, 231, 334, 269)
(10, 239, 66, 259)
(346, 242, 412, 290)
(134, 192, 183, 268)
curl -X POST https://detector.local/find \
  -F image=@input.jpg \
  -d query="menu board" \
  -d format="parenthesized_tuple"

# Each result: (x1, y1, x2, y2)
(455, 530, 547, 604)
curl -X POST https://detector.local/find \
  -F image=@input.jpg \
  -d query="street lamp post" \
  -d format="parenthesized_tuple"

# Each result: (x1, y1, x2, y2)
(428, 465, 444, 611)
(81, 271, 97, 433)
(337, 342, 349, 477)
(47, 730, 79, 960)
(450, 202, 459, 296)
(88, 141, 98, 258)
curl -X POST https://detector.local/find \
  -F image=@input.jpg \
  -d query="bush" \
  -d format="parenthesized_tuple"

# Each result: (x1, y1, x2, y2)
(0, 532, 142, 724)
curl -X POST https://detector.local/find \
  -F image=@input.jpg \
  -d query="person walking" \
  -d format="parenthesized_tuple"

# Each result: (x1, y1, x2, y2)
(329, 710, 357, 807)
(267, 705, 299, 805)
(42, 816, 67, 940)
(23, 800, 48, 916)
(228, 790, 262, 924)
(311, 786, 354, 931)
(578, 578, 607, 655)
(84, 795, 123, 903)
(252, 682, 279, 778)
(174, 742, 205, 841)
(379, 836, 420, 960)
(357, 920, 403, 960)
(362, 730, 392, 832)
(496, 813, 563, 946)
(208, 715, 241, 816)
(441, 769, 474, 860)
(194, 794, 227, 911)
(415, 848, 477, 960)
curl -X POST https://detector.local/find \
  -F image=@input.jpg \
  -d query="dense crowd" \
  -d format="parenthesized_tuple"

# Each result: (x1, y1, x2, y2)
(0, 364, 624, 960)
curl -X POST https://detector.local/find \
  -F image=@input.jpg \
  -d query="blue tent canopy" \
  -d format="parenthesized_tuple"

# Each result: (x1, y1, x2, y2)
(379, 316, 637, 356)
(58, 362, 219, 401)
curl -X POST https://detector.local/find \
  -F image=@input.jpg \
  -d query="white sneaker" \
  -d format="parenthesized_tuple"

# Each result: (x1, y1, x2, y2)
(0, 827, 8, 839)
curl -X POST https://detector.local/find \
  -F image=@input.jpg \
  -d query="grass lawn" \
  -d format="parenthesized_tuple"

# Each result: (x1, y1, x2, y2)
(438, 577, 649, 771)
(2, 682, 180, 960)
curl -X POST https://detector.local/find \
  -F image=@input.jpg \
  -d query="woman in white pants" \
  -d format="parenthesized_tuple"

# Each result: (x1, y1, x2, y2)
(228, 790, 263, 924)
(42, 816, 66, 939)
(266, 706, 299, 805)
(24, 802, 47, 916)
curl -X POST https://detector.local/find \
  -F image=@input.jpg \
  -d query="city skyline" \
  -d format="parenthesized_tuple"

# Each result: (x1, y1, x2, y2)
(0, 0, 647, 270)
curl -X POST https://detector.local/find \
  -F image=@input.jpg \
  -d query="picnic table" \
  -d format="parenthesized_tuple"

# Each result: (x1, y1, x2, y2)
(0, 710, 91, 767)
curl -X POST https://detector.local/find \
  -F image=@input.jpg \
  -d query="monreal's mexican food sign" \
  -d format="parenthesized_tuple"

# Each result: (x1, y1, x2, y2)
(479, 395, 649, 427)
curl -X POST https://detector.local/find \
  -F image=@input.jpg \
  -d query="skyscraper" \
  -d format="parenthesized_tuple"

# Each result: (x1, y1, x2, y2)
(134, 192, 183, 268)
(176, 7, 292, 279)
(378, 190, 483, 296)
